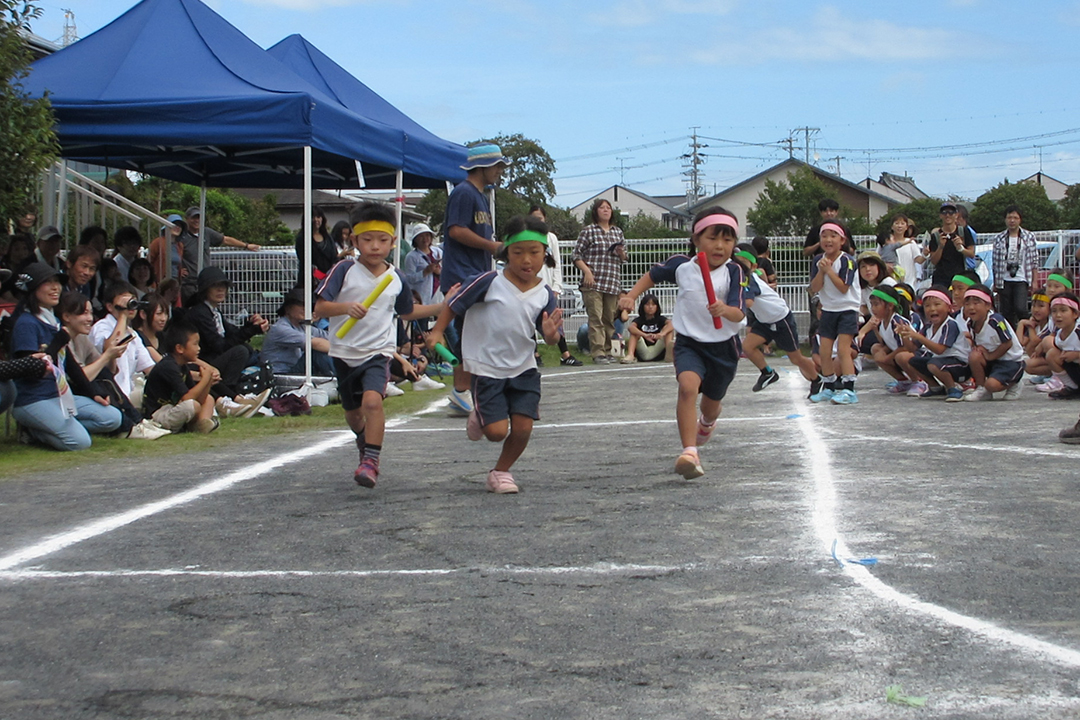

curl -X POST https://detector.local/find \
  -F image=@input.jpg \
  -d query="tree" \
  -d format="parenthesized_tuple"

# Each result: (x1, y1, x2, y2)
(872, 197, 945, 240)
(622, 211, 684, 239)
(1059, 184, 1080, 229)
(478, 133, 556, 204)
(970, 179, 1059, 233)
(0, 2, 58, 226)
(746, 167, 878, 237)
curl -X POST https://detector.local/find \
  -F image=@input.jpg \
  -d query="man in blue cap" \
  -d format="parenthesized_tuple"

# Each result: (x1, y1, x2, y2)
(439, 143, 510, 415)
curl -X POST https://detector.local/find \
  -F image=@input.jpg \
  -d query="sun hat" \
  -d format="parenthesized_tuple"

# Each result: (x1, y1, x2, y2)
(460, 143, 510, 171)
(14, 262, 62, 292)
(196, 266, 232, 293)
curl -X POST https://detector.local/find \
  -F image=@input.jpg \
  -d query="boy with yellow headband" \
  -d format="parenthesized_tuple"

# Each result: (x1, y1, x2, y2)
(316, 202, 452, 489)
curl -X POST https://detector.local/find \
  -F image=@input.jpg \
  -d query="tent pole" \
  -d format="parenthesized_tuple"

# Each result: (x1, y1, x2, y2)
(394, 170, 403, 268)
(489, 186, 497, 270)
(197, 184, 207, 275)
(56, 160, 68, 242)
(303, 146, 313, 388)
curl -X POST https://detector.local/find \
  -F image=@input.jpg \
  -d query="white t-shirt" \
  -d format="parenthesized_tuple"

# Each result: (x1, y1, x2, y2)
(90, 313, 155, 396)
(970, 312, 1024, 362)
(811, 252, 861, 313)
(648, 255, 746, 343)
(317, 259, 414, 366)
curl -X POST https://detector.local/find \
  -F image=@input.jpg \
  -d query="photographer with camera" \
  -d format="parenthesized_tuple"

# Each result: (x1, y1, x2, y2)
(928, 202, 976, 288)
(991, 205, 1039, 329)
(90, 281, 158, 401)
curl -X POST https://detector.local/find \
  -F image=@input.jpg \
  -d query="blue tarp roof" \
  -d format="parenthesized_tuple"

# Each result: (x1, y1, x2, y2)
(23, 0, 462, 189)
(267, 34, 466, 186)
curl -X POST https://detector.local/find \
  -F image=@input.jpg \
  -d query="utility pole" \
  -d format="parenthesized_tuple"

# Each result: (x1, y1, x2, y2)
(782, 136, 795, 159)
(682, 127, 707, 207)
(60, 9, 79, 46)
(791, 127, 819, 165)
(612, 157, 633, 185)
(829, 156, 842, 176)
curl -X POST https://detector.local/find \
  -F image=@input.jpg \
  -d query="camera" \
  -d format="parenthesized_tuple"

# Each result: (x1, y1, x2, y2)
(124, 299, 151, 311)
(1007, 262, 1020, 275)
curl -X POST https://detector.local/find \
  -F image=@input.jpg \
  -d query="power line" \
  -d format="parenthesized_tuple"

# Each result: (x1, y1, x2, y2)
(556, 137, 686, 163)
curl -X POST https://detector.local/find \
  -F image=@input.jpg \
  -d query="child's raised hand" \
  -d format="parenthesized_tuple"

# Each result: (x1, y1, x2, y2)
(617, 294, 635, 313)
(541, 307, 564, 337)
(346, 302, 367, 320)
(443, 282, 462, 301)
(817, 256, 832, 273)
(425, 330, 445, 354)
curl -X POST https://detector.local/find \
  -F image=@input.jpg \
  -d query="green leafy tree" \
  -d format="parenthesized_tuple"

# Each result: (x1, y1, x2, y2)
(0, 2, 58, 226)
(970, 179, 1059, 233)
(1059, 184, 1080, 229)
(623, 210, 684, 239)
(746, 167, 876, 237)
(872, 197, 945, 240)
(541, 204, 581, 243)
(478, 133, 556, 204)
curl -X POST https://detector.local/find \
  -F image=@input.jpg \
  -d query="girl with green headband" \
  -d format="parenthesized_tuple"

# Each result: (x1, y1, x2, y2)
(428, 214, 564, 495)
(856, 285, 918, 394)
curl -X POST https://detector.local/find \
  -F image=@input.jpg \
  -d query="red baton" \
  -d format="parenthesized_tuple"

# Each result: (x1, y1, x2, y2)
(697, 252, 723, 329)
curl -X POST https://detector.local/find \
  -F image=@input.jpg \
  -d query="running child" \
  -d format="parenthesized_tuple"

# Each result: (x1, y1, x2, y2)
(427, 215, 563, 494)
(897, 286, 971, 401)
(1042, 292, 1080, 400)
(620, 293, 674, 363)
(857, 285, 917, 393)
(808, 221, 861, 404)
(619, 207, 746, 480)
(732, 245, 822, 395)
(962, 283, 1025, 401)
(316, 202, 451, 488)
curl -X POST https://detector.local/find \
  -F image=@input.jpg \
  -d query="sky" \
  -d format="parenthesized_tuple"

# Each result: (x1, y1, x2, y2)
(27, 0, 1080, 209)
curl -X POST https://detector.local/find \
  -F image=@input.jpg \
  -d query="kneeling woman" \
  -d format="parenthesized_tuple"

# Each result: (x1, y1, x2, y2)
(10, 263, 123, 450)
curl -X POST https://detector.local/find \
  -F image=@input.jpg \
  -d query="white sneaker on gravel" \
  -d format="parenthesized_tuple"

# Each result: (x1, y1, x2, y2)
(1002, 383, 1023, 401)
(963, 386, 992, 402)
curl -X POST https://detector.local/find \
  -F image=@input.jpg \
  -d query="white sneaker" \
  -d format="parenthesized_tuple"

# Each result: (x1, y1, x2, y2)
(215, 397, 247, 417)
(963, 386, 992, 402)
(448, 388, 473, 415)
(1002, 382, 1023, 401)
(411, 375, 445, 391)
(127, 420, 170, 440)
(384, 383, 405, 397)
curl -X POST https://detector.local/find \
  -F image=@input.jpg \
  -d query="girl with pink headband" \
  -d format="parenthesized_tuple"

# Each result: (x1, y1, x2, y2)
(808, 221, 862, 405)
(898, 285, 972, 401)
(961, 283, 1026, 401)
(618, 206, 746, 480)
(1041, 292, 1080, 401)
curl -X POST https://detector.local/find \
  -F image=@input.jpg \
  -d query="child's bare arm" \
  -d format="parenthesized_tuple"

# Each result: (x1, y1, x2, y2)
(315, 297, 366, 320)
(619, 273, 655, 313)
(426, 305, 456, 353)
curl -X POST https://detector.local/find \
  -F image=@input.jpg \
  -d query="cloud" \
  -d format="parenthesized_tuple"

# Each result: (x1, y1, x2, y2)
(588, 0, 737, 28)
(692, 6, 968, 65)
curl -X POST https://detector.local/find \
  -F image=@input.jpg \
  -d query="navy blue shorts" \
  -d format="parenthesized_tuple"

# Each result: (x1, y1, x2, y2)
(333, 355, 391, 411)
(673, 335, 739, 402)
(818, 309, 859, 340)
(986, 358, 1025, 386)
(748, 312, 800, 353)
(909, 354, 970, 382)
(472, 369, 542, 425)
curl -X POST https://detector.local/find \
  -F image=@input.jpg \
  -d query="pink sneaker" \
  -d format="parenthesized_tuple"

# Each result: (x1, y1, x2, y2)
(354, 456, 379, 488)
(1036, 376, 1065, 393)
(467, 408, 483, 441)
(674, 448, 705, 479)
(695, 416, 716, 446)
(486, 469, 519, 494)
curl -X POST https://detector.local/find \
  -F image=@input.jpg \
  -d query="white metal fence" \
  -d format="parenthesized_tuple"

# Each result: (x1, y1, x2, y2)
(213, 229, 1080, 339)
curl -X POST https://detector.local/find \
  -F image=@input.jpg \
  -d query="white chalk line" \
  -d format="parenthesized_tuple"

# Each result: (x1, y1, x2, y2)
(789, 377, 1080, 668)
(0, 561, 699, 582)
(823, 430, 1080, 459)
(0, 397, 448, 574)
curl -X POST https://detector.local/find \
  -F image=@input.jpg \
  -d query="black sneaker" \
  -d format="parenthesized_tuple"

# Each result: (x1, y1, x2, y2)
(753, 369, 780, 392)
(808, 376, 823, 399)
(1050, 386, 1080, 400)
(560, 355, 583, 367)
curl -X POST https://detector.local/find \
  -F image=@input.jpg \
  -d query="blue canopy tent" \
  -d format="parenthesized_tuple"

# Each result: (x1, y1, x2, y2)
(22, 0, 468, 386)
(266, 34, 466, 188)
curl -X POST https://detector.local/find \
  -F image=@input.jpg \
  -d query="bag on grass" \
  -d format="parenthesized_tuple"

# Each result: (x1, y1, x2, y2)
(237, 361, 277, 398)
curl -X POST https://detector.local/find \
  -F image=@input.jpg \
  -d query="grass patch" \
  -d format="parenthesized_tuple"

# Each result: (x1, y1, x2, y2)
(0, 383, 446, 479)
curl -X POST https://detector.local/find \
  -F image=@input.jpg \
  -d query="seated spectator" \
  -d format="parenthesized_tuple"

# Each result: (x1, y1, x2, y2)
(78, 225, 109, 261)
(131, 293, 171, 363)
(128, 257, 156, 299)
(63, 244, 103, 313)
(386, 322, 444, 394)
(902, 286, 971, 401)
(9, 262, 122, 450)
(1, 234, 39, 302)
(35, 226, 65, 273)
(112, 226, 143, 283)
(185, 266, 268, 393)
(619, 292, 673, 363)
(142, 323, 220, 434)
(261, 288, 334, 376)
(90, 282, 156, 401)
(59, 291, 168, 439)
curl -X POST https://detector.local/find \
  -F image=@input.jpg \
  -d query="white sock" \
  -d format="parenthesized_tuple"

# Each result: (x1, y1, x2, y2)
(1056, 371, 1078, 389)
(683, 446, 697, 455)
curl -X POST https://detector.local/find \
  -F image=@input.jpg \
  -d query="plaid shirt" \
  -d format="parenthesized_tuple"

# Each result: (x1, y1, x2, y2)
(572, 223, 626, 295)
(991, 228, 1039, 290)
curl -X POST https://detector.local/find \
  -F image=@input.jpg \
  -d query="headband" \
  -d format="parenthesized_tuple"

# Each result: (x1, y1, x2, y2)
(921, 289, 953, 306)
(894, 287, 913, 302)
(1032, 293, 1050, 304)
(352, 220, 396, 237)
(693, 214, 739, 236)
(734, 250, 757, 264)
(1048, 273, 1074, 290)
(504, 229, 549, 246)
(1051, 297, 1080, 312)
(819, 222, 846, 238)
(964, 288, 994, 304)
(870, 288, 900, 307)
(951, 274, 976, 288)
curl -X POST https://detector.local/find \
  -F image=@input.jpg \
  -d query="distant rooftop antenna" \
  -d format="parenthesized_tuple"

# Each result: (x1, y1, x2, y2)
(60, 8, 78, 47)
